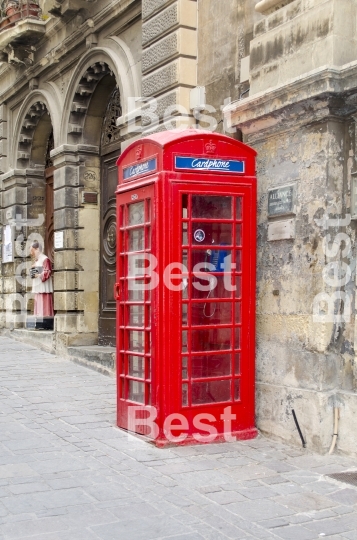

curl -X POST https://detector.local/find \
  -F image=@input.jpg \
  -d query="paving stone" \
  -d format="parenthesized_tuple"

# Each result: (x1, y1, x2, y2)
(342, 531, 357, 539)
(161, 535, 205, 540)
(328, 488, 357, 506)
(305, 514, 357, 535)
(272, 525, 318, 539)
(235, 486, 277, 500)
(257, 517, 290, 529)
(204, 490, 247, 504)
(91, 515, 192, 540)
(226, 499, 294, 521)
(0, 464, 37, 479)
(264, 461, 298, 473)
(273, 492, 338, 512)
(7, 483, 50, 495)
(269, 482, 305, 496)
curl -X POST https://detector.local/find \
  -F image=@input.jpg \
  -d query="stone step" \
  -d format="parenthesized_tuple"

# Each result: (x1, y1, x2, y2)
(67, 345, 116, 377)
(6, 328, 55, 353)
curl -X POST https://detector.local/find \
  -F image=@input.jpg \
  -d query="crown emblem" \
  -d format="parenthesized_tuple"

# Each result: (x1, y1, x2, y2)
(205, 140, 217, 154)
(135, 145, 143, 161)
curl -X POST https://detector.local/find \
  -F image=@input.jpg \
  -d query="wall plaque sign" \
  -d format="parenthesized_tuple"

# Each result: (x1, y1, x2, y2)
(54, 231, 64, 250)
(268, 184, 295, 216)
(268, 219, 295, 241)
(2, 225, 13, 263)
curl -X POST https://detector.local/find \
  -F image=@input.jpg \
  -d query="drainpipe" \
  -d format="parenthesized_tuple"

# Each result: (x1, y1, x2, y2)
(328, 407, 340, 455)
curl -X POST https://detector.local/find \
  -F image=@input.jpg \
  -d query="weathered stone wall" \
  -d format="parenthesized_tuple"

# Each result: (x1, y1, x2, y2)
(196, 0, 262, 133)
(250, 0, 357, 94)
(252, 116, 357, 452)
(224, 0, 357, 455)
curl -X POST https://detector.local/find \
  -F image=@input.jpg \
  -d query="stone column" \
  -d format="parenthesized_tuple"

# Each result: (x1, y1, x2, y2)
(0, 168, 40, 329)
(51, 144, 100, 353)
(141, 0, 198, 133)
(0, 104, 6, 328)
(0, 104, 7, 176)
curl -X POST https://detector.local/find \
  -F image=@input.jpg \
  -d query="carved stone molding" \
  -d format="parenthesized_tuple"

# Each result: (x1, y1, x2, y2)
(255, 0, 296, 15)
(68, 61, 113, 140)
(101, 86, 122, 148)
(17, 101, 48, 168)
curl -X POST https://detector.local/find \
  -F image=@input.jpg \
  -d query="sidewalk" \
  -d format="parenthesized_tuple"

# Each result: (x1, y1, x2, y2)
(1, 336, 357, 540)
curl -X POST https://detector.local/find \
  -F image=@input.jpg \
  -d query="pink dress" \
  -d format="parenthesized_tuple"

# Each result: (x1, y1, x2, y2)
(32, 254, 54, 317)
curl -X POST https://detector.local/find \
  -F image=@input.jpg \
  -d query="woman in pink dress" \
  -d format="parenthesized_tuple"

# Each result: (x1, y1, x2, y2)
(30, 241, 54, 317)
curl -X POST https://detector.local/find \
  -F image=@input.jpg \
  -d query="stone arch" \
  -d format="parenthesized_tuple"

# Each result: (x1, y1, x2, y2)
(12, 88, 61, 170)
(17, 101, 51, 169)
(66, 61, 117, 145)
(61, 40, 140, 145)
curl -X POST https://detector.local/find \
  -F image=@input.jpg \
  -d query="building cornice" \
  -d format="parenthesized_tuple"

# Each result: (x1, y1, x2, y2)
(224, 62, 357, 137)
(255, 0, 295, 15)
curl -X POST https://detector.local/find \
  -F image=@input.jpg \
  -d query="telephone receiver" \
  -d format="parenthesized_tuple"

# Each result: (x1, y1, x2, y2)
(206, 243, 229, 272)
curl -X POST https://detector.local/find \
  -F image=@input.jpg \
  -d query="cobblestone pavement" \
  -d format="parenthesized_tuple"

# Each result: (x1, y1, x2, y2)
(1, 336, 357, 540)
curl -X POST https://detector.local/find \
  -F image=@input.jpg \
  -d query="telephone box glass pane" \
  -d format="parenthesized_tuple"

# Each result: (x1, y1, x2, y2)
(192, 380, 231, 404)
(192, 196, 232, 219)
(145, 227, 151, 250)
(234, 353, 241, 375)
(182, 383, 188, 406)
(235, 328, 241, 349)
(129, 228, 144, 252)
(235, 277, 242, 298)
(128, 254, 148, 276)
(191, 276, 232, 300)
(191, 328, 231, 351)
(234, 379, 241, 401)
(129, 356, 145, 378)
(182, 331, 188, 352)
(129, 305, 144, 327)
(128, 281, 145, 301)
(129, 202, 145, 225)
(235, 225, 242, 246)
(182, 222, 188, 245)
(236, 197, 242, 219)
(182, 303, 188, 326)
(182, 357, 188, 379)
(129, 380, 145, 403)
(192, 224, 232, 246)
(235, 302, 241, 323)
(191, 249, 232, 273)
(192, 354, 231, 378)
(235, 251, 242, 272)
(129, 331, 144, 352)
(191, 302, 232, 325)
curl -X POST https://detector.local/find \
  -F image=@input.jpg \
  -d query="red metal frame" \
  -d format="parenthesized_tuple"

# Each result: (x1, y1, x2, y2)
(116, 130, 257, 446)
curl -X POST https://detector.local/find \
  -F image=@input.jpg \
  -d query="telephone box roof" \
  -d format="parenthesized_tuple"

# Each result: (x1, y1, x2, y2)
(122, 129, 257, 155)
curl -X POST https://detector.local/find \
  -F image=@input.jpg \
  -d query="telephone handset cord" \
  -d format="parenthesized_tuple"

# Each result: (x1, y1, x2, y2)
(203, 286, 216, 318)
(203, 248, 217, 317)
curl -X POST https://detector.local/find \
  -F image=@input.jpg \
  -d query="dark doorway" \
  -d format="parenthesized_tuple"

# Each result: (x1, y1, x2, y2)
(45, 131, 54, 263)
(98, 85, 122, 346)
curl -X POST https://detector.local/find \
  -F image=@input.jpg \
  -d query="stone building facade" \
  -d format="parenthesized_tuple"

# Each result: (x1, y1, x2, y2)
(0, 0, 198, 357)
(1, 0, 357, 456)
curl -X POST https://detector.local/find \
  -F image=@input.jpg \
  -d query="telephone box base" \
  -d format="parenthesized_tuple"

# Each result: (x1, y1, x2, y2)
(130, 427, 259, 449)
(154, 428, 258, 448)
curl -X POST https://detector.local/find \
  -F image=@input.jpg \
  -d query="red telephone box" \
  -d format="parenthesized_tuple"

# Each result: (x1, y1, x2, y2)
(115, 129, 257, 446)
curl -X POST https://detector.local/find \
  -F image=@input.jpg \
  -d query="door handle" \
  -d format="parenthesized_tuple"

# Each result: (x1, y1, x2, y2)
(114, 283, 121, 300)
